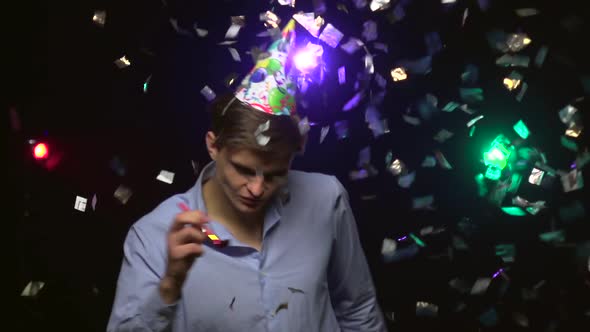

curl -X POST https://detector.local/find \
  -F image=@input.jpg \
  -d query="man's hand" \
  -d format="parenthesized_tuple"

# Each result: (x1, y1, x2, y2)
(160, 209, 209, 304)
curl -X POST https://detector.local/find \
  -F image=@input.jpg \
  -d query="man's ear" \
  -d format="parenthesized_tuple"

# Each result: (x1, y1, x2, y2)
(296, 132, 308, 156)
(205, 131, 219, 161)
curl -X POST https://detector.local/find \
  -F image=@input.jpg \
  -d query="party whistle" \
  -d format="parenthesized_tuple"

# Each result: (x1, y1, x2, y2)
(177, 202, 228, 248)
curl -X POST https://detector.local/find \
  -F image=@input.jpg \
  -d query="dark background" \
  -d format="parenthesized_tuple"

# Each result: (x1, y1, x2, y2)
(7, 0, 590, 331)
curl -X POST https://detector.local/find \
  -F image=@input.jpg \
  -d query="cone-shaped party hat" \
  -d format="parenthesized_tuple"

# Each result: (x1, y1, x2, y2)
(235, 19, 298, 117)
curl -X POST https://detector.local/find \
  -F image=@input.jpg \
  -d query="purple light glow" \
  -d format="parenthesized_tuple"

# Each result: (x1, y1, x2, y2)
(293, 43, 323, 73)
(398, 236, 407, 241)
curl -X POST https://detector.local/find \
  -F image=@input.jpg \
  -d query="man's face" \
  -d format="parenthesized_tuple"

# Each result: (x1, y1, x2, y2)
(206, 132, 292, 217)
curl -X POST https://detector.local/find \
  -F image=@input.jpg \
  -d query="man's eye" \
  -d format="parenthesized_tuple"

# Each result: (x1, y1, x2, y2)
(236, 166, 255, 176)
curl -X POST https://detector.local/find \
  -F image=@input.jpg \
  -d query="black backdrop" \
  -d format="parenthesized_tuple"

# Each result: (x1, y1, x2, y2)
(8, 0, 590, 331)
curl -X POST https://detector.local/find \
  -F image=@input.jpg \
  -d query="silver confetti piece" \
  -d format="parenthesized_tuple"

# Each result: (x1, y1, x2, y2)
(114, 56, 131, 69)
(388, 158, 406, 176)
(254, 120, 271, 146)
(506, 33, 532, 52)
(459, 87, 484, 104)
(320, 125, 330, 143)
(390, 67, 407, 81)
(340, 37, 364, 54)
(364, 54, 375, 74)
(91, 194, 97, 211)
(218, 40, 238, 46)
(362, 20, 378, 42)
(471, 277, 492, 295)
(496, 54, 530, 67)
(503, 71, 523, 91)
(21, 281, 45, 297)
(318, 23, 344, 48)
(342, 91, 365, 111)
(528, 168, 544, 185)
(373, 42, 388, 53)
(228, 48, 241, 62)
(298, 117, 310, 136)
(495, 244, 516, 262)
(398, 171, 416, 188)
(338, 66, 346, 85)
(565, 122, 583, 138)
(353, 0, 368, 9)
(334, 120, 349, 140)
(560, 169, 583, 192)
(467, 115, 484, 127)
(370, 0, 391, 11)
(169, 18, 191, 36)
(260, 10, 280, 29)
(74, 195, 88, 212)
(433, 129, 454, 143)
(515, 8, 540, 17)
(200, 85, 216, 101)
(225, 24, 242, 39)
(416, 301, 439, 317)
(293, 12, 323, 37)
(114, 185, 133, 205)
(412, 195, 435, 210)
(558, 105, 578, 124)
(92, 10, 107, 27)
(402, 114, 420, 126)
(193, 23, 208, 37)
(421, 155, 436, 167)
(539, 230, 565, 244)
(442, 101, 460, 112)
(156, 170, 175, 184)
(435, 150, 453, 169)
(381, 238, 397, 255)
(278, 0, 296, 6)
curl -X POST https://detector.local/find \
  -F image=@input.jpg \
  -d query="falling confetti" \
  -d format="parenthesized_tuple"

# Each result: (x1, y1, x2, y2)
(200, 86, 216, 101)
(74, 196, 88, 212)
(156, 170, 175, 184)
(92, 10, 107, 27)
(114, 56, 131, 69)
(318, 23, 344, 48)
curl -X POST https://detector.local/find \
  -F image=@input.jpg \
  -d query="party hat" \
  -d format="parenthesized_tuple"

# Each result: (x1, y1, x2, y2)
(235, 19, 297, 117)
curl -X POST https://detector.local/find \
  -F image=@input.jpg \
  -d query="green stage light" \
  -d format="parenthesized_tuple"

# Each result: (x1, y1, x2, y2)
(485, 166, 502, 180)
(483, 135, 514, 180)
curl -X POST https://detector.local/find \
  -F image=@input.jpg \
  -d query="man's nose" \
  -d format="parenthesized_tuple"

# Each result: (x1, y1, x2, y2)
(247, 176, 265, 198)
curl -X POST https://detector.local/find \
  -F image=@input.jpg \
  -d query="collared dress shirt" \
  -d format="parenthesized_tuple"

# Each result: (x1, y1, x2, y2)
(107, 161, 386, 332)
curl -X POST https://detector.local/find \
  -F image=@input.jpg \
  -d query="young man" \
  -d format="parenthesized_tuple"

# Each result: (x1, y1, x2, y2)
(107, 20, 386, 332)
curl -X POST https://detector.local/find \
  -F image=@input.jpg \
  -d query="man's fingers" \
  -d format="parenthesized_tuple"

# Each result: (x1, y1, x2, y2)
(170, 210, 210, 232)
(170, 242, 204, 260)
(172, 226, 206, 245)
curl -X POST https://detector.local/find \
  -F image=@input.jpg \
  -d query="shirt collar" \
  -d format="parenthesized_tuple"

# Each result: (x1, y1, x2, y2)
(191, 160, 289, 247)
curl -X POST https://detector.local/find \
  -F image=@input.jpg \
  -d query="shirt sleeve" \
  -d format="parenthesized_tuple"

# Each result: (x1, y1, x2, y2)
(107, 225, 179, 332)
(328, 176, 387, 332)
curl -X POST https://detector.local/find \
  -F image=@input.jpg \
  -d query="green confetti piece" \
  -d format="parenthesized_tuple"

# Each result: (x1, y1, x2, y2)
(501, 206, 527, 216)
(409, 233, 426, 247)
(513, 120, 530, 139)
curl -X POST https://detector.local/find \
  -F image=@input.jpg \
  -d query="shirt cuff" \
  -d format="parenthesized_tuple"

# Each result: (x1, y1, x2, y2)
(139, 288, 179, 330)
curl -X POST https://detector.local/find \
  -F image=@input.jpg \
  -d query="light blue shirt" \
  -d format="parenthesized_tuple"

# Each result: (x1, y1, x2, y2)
(107, 161, 386, 332)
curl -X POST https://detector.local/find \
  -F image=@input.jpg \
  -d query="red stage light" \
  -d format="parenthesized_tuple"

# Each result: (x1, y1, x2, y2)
(33, 143, 49, 160)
